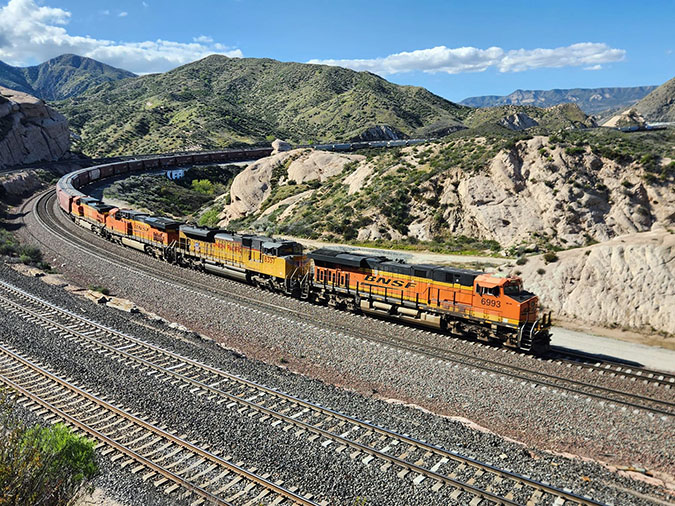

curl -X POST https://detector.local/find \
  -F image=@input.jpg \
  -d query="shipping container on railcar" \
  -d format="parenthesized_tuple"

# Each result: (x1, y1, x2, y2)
(308, 248, 550, 351)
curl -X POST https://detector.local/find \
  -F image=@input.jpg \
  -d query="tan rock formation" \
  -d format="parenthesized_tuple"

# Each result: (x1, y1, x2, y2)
(507, 231, 675, 335)
(0, 86, 70, 169)
(429, 136, 674, 248)
(271, 139, 292, 155)
(219, 149, 364, 223)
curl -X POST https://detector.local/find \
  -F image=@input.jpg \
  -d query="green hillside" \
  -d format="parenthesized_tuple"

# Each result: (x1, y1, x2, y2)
(0, 54, 136, 101)
(55, 55, 470, 156)
(464, 103, 596, 131)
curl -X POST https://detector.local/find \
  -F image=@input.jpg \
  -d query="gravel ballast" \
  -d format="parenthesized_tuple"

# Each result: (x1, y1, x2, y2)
(0, 262, 672, 506)
(3, 194, 672, 503)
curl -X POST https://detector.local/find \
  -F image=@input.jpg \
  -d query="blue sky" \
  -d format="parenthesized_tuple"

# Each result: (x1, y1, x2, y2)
(0, 0, 673, 101)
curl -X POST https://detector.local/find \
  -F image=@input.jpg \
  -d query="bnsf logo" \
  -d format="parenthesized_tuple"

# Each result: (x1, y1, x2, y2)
(364, 274, 416, 289)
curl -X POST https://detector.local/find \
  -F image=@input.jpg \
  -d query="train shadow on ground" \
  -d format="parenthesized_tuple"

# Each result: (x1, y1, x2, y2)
(549, 345, 644, 367)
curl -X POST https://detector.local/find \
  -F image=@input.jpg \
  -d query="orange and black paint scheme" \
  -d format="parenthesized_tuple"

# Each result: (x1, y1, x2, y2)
(308, 248, 551, 352)
(65, 196, 549, 352)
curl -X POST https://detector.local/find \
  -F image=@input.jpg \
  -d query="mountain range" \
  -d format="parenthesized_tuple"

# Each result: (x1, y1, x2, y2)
(55, 55, 470, 155)
(460, 86, 657, 115)
(0, 54, 136, 101)
(0, 53, 673, 158)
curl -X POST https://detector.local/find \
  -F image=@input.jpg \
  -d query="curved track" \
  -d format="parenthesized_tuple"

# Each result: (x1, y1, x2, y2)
(0, 341, 318, 506)
(25, 190, 675, 418)
(0, 278, 605, 506)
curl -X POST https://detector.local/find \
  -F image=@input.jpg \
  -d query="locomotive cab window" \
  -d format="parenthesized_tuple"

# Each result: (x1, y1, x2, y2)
(503, 283, 522, 295)
(477, 285, 500, 297)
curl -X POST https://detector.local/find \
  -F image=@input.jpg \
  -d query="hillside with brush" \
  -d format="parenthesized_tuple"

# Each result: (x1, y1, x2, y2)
(216, 127, 674, 253)
(633, 76, 675, 122)
(55, 55, 470, 156)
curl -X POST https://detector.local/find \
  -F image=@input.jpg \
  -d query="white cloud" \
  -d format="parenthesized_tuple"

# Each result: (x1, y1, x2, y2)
(309, 43, 625, 76)
(0, 0, 243, 73)
(118, 11, 128, 17)
(584, 64, 603, 71)
(193, 35, 213, 44)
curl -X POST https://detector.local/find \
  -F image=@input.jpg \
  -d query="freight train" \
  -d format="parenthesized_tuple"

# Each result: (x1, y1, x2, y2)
(55, 150, 551, 353)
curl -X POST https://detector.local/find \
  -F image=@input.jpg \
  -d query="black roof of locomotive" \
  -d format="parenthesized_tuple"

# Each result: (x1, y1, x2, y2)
(308, 248, 482, 285)
(181, 225, 219, 240)
(116, 209, 147, 221)
(81, 198, 115, 213)
(138, 215, 182, 231)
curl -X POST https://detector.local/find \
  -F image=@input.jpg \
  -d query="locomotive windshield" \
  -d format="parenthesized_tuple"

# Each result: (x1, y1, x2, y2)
(503, 282, 523, 295)
(278, 243, 303, 256)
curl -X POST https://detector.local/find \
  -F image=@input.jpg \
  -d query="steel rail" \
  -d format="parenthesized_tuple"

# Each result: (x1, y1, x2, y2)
(548, 348, 675, 387)
(0, 279, 606, 506)
(0, 341, 317, 506)
(30, 189, 675, 418)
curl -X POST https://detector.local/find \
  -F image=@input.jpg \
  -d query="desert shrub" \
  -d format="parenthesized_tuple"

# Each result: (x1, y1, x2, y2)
(565, 146, 585, 156)
(198, 206, 221, 227)
(88, 285, 110, 295)
(191, 179, 214, 195)
(18, 245, 43, 265)
(543, 252, 559, 263)
(0, 229, 19, 256)
(537, 268, 546, 275)
(0, 396, 98, 506)
(516, 256, 528, 265)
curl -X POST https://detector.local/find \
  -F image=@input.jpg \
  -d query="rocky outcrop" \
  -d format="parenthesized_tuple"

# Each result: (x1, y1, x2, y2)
(602, 108, 647, 128)
(0, 86, 70, 169)
(220, 149, 364, 223)
(498, 112, 538, 130)
(506, 231, 675, 335)
(271, 139, 292, 154)
(0, 170, 42, 197)
(426, 136, 674, 248)
(350, 124, 404, 141)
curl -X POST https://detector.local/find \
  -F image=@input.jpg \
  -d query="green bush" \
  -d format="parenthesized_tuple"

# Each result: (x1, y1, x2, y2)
(0, 229, 19, 256)
(543, 252, 559, 263)
(191, 179, 214, 195)
(198, 206, 221, 227)
(516, 256, 528, 265)
(0, 396, 98, 506)
(88, 285, 110, 295)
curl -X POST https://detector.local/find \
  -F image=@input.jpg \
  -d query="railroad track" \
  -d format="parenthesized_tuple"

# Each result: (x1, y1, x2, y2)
(26, 190, 675, 418)
(0, 341, 319, 506)
(548, 348, 675, 389)
(0, 279, 606, 506)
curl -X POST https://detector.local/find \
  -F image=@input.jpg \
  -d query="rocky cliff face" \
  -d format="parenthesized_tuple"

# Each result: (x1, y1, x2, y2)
(0, 86, 70, 169)
(432, 136, 673, 248)
(505, 231, 674, 335)
(221, 136, 674, 250)
(220, 149, 364, 223)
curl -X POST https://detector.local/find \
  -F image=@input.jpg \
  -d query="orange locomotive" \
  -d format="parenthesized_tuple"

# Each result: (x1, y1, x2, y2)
(308, 248, 551, 352)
